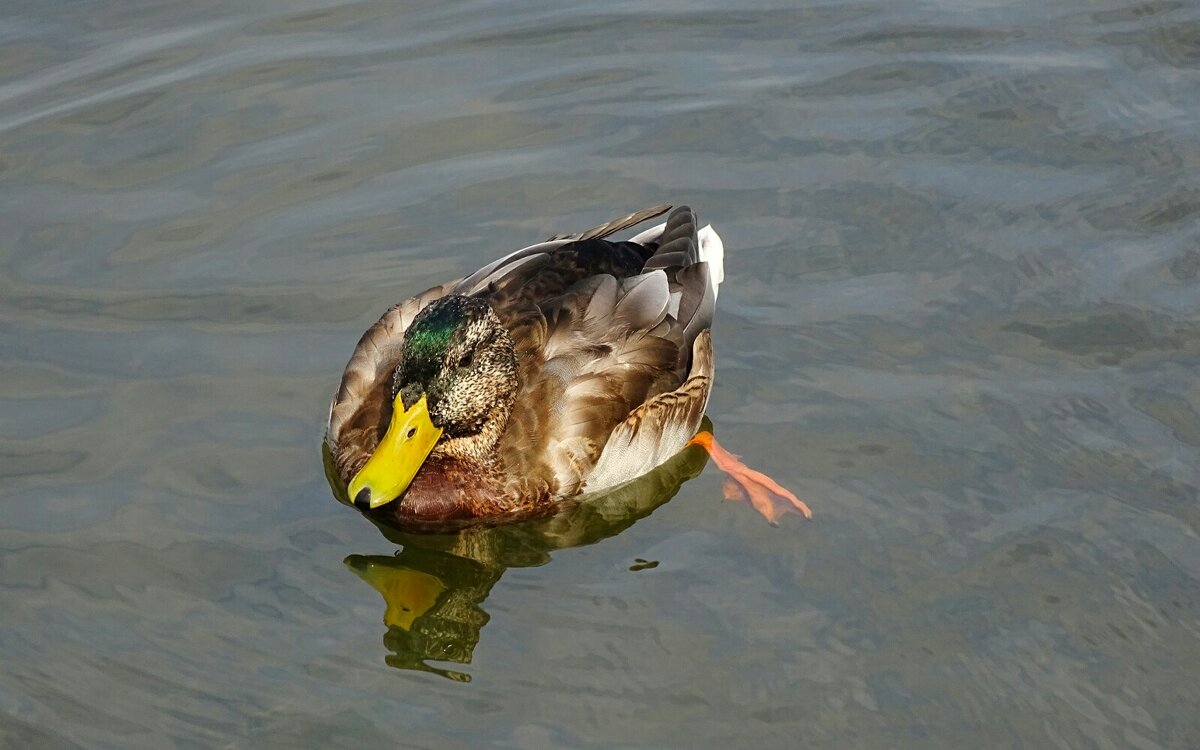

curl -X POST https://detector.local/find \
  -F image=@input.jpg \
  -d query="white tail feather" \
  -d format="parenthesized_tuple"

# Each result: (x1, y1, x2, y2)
(698, 225, 724, 298)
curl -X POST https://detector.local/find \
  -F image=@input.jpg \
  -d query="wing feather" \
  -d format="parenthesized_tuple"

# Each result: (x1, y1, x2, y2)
(547, 204, 672, 242)
(583, 331, 714, 494)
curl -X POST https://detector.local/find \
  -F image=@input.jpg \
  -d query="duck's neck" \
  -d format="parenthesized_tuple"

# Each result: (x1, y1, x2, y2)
(429, 398, 513, 465)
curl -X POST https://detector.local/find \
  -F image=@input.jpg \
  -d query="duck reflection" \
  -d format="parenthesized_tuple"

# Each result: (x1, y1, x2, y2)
(326, 420, 712, 681)
(345, 547, 499, 681)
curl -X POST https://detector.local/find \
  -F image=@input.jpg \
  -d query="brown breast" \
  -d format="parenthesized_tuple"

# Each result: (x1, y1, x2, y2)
(362, 456, 555, 533)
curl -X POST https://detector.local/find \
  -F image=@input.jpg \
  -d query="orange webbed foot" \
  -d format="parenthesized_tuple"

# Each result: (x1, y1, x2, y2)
(688, 431, 812, 524)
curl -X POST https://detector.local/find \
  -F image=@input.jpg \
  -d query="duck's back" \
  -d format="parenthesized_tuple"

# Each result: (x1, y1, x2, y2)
(481, 205, 724, 502)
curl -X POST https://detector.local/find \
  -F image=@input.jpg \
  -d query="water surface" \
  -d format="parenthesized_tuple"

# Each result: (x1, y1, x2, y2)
(2, 1, 1199, 747)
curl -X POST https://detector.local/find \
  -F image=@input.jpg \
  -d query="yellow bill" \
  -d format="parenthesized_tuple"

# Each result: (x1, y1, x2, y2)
(348, 394, 442, 510)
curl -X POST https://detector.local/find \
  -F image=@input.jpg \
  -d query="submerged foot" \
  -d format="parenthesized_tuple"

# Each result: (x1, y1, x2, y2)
(687, 431, 812, 524)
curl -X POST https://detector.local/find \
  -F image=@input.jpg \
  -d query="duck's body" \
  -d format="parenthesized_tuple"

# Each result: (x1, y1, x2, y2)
(326, 205, 727, 530)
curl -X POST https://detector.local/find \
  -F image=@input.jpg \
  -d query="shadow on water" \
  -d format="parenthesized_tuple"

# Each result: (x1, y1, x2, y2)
(325, 420, 713, 681)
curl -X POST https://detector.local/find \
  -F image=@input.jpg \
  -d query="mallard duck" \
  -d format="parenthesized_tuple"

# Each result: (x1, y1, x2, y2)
(326, 205, 809, 530)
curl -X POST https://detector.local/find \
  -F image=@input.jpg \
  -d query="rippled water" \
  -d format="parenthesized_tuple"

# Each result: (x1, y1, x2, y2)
(3, 1, 1199, 747)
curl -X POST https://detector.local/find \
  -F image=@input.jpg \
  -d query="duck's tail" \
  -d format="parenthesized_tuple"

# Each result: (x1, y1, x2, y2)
(634, 205, 723, 293)
(697, 223, 725, 297)
(626, 206, 723, 372)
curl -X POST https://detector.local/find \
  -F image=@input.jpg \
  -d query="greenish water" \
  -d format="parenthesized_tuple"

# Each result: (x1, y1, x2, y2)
(2, 1, 1199, 747)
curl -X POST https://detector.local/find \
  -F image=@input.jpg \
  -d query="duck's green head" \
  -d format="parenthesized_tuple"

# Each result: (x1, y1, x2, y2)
(348, 295, 519, 511)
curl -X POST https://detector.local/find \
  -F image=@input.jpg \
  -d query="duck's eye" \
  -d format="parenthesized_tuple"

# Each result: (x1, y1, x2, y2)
(458, 351, 474, 369)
